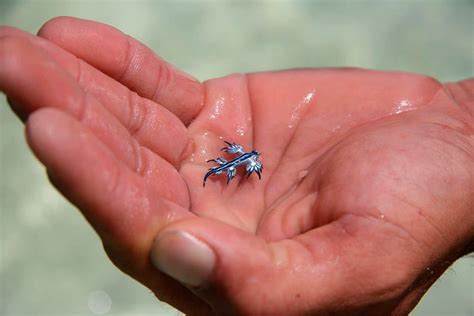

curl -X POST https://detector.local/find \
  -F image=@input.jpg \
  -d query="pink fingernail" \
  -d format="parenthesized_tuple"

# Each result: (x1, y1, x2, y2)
(151, 230, 215, 287)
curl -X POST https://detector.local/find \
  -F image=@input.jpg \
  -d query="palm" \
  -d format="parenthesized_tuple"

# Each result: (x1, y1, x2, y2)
(1, 18, 472, 315)
(182, 70, 461, 240)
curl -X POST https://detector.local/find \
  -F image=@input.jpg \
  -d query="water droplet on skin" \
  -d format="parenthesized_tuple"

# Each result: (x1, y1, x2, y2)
(332, 113, 354, 133)
(210, 96, 225, 120)
(186, 133, 212, 162)
(236, 126, 246, 137)
(289, 90, 316, 129)
(332, 124, 342, 133)
(392, 99, 414, 115)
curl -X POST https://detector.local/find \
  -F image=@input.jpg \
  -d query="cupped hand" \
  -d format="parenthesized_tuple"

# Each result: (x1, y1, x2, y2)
(1, 17, 473, 316)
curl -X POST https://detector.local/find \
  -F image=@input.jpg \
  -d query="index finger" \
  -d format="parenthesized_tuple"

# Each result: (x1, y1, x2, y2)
(38, 16, 204, 124)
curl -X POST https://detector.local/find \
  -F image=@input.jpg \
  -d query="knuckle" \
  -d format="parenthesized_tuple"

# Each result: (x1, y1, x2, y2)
(117, 36, 133, 81)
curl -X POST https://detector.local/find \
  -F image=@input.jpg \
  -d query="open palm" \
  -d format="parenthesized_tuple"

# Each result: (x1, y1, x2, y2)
(1, 18, 473, 315)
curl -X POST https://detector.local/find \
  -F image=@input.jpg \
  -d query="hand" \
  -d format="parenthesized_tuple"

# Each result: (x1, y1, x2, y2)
(1, 17, 472, 315)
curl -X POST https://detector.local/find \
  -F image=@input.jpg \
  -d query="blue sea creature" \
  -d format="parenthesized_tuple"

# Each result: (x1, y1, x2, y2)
(203, 141, 263, 187)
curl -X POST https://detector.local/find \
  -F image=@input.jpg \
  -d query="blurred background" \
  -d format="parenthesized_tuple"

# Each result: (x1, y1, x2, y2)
(0, 0, 472, 315)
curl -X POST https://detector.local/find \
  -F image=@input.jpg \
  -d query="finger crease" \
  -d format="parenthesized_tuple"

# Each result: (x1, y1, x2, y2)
(75, 90, 88, 123)
(131, 139, 146, 176)
(75, 57, 85, 86)
(117, 36, 133, 82)
(127, 90, 147, 136)
(151, 61, 172, 102)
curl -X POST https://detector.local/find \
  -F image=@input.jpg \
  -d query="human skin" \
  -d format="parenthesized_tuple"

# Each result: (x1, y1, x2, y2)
(0, 17, 473, 316)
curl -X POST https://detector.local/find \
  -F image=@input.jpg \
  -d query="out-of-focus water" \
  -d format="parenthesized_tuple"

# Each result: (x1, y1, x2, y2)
(1, 1, 472, 315)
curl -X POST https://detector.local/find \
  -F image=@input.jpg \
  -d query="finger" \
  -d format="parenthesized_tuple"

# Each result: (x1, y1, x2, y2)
(26, 108, 191, 254)
(150, 216, 425, 314)
(26, 108, 208, 314)
(0, 36, 189, 207)
(0, 26, 189, 166)
(38, 16, 204, 124)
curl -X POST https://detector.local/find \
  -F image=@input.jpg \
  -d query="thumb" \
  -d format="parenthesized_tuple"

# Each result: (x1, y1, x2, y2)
(149, 217, 280, 313)
(149, 217, 271, 286)
(149, 216, 420, 314)
(148, 217, 347, 314)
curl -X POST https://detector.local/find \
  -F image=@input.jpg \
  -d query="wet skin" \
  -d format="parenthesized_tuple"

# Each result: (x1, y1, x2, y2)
(1, 17, 473, 316)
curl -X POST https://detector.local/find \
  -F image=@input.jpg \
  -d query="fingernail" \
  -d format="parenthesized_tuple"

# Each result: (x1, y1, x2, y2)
(151, 231, 215, 287)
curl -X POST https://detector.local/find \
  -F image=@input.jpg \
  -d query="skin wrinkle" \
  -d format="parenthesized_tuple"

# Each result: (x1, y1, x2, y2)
(178, 131, 193, 165)
(126, 91, 186, 168)
(415, 123, 473, 208)
(54, 48, 88, 122)
(431, 133, 472, 164)
(331, 215, 426, 305)
(116, 34, 133, 82)
(337, 212, 425, 255)
(178, 142, 194, 211)
(131, 138, 145, 176)
(279, 191, 316, 238)
(297, 193, 318, 234)
(74, 88, 89, 125)
(192, 84, 206, 126)
(443, 84, 472, 115)
(245, 74, 256, 153)
(427, 123, 473, 158)
(260, 151, 321, 228)
(80, 93, 134, 171)
(289, 237, 322, 267)
(390, 192, 454, 249)
(178, 79, 210, 166)
(244, 75, 275, 208)
(74, 54, 84, 87)
(151, 53, 172, 103)
(453, 82, 474, 115)
(127, 89, 147, 137)
(426, 114, 474, 136)
(262, 97, 313, 209)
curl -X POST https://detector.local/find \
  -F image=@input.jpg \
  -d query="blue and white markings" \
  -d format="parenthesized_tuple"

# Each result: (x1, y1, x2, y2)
(203, 141, 263, 187)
